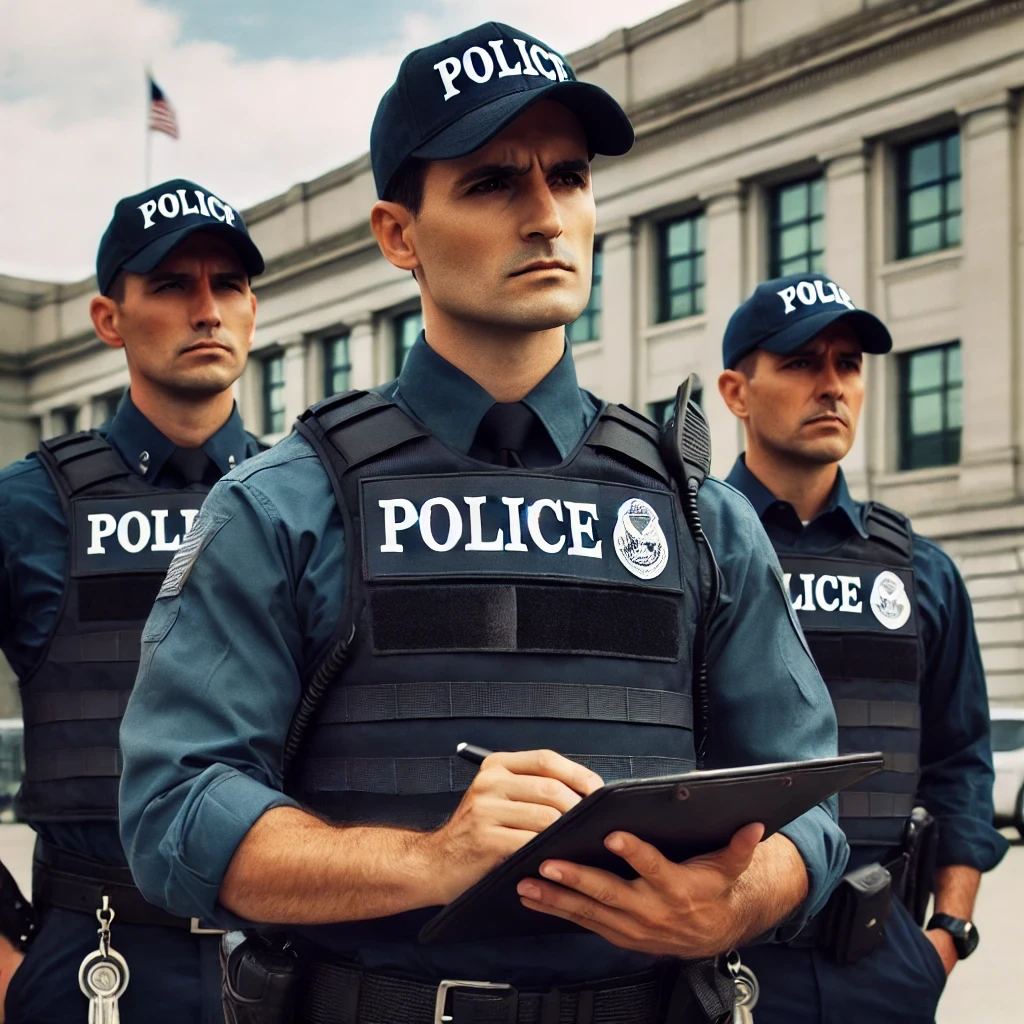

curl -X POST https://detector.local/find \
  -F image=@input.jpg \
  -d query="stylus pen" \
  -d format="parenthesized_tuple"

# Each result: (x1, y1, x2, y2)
(455, 742, 493, 766)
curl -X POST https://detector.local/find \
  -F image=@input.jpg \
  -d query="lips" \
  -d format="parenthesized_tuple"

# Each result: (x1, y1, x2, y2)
(183, 341, 231, 354)
(510, 261, 572, 276)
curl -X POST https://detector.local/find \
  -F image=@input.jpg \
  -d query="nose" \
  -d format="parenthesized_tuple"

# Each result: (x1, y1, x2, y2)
(519, 168, 563, 244)
(818, 356, 845, 401)
(190, 277, 222, 332)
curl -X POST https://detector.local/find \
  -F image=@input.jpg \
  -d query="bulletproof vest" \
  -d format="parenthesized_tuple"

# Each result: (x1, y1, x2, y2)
(290, 391, 701, 838)
(777, 504, 920, 847)
(17, 433, 210, 823)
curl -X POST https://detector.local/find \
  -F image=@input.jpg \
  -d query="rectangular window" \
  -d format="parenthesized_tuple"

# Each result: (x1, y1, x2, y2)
(657, 213, 706, 322)
(54, 406, 79, 435)
(262, 353, 286, 435)
(897, 131, 961, 259)
(770, 176, 825, 277)
(323, 333, 351, 398)
(898, 341, 962, 470)
(566, 241, 603, 343)
(394, 310, 423, 374)
(96, 390, 123, 424)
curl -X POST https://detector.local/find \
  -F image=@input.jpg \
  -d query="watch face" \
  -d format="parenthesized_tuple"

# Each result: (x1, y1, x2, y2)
(959, 921, 980, 959)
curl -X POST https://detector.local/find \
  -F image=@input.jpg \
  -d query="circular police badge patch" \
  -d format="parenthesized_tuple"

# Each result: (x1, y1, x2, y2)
(613, 498, 668, 580)
(869, 570, 911, 630)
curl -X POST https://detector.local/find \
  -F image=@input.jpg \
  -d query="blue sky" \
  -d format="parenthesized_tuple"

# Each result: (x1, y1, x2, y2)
(162, 0, 448, 60)
(1, 0, 681, 279)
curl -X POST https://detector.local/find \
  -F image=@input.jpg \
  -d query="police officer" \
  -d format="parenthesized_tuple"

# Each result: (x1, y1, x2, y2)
(717, 273, 1010, 1023)
(119, 25, 849, 1024)
(0, 178, 265, 1022)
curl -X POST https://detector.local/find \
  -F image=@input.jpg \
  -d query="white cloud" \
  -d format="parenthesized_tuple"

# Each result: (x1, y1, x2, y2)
(1, 0, 683, 280)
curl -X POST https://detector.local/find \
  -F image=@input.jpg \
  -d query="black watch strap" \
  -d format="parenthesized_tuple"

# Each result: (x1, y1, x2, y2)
(926, 913, 980, 959)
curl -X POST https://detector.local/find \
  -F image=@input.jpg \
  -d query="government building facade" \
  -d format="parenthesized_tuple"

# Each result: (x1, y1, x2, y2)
(2, 0, 1024, 705)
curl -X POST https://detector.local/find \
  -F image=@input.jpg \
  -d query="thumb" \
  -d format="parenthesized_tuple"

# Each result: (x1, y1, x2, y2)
(705, 822, 765, 880)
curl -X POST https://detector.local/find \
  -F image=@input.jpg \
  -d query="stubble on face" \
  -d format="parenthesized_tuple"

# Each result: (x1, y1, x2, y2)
(744, 325, 866, 469)
(115, 234, 255, 400)
(411, 101, 596, 335)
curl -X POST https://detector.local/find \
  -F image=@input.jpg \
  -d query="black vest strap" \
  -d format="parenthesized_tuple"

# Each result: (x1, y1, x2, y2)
(21, 691, 131, 727)
(316, 681, 692, 729)
(37, 433, 136, 499)
(863, 502, 914, 562)
(839, 792, 914, 819)
(586, 405, 670, 485)
(24, 748, 122, 784)
(47, 630, 142, 664)
(300, 753, 696, 796)
(833, 699, 920, 729)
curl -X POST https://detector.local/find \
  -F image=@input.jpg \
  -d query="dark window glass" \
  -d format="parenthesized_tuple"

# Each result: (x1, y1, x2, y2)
(54, 407, 79, 435)
(770, 176, 825, 277)
(898, 341, 962, 470)
(262, 353, 286, 434)
(97, 390, 123, 424)
(323, 333, 351, 397)
(394, 310, 423, 374)
(897, 131, 961, 259)
(990, 720, 1024, 752)
(658, 213, 706, 322)
(566, 242, 603, 343)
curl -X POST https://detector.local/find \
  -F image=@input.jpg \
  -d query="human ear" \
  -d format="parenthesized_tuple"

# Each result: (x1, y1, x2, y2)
(90, 296, 126, 351)
(718, 369, 749, 420)
(370, 201, 421, 274)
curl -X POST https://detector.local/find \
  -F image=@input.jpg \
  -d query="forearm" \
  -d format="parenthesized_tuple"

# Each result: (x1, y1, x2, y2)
(729, 833, 809, 946)
(219, 806, 443, 924)
(932, 864, 981, 920)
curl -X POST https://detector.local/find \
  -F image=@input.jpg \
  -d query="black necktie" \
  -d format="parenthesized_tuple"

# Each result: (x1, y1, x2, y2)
(470, 402, 560, 468)
(163, 448, 220, 489)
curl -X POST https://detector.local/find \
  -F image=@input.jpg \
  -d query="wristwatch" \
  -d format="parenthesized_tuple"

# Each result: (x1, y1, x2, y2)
(926, 914, 980, 959)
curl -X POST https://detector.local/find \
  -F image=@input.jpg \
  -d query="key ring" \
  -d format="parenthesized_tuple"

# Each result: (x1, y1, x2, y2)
(96, 895, 115, 956)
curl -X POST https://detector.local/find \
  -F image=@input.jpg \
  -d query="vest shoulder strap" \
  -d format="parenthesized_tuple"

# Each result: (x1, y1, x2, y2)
(862, 501, 914, 563)
(586, 403, 670, 485)
(299, 390, 429, 471)
(36, 433, 135, 501)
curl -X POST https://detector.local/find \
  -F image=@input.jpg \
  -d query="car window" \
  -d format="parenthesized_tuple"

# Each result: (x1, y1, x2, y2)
(991, 719, 1024, 752)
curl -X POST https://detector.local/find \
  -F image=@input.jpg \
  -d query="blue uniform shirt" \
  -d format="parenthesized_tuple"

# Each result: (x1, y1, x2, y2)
(120, 336, 849, 984)
(0, 395, 261, 866)
(726, 456, 1009, 874)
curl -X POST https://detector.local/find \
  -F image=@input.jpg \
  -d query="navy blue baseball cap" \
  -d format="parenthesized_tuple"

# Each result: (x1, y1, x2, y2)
(96, 178, 265, 296)
(370, 22, 634, 199)
(722, 273, 893, 369)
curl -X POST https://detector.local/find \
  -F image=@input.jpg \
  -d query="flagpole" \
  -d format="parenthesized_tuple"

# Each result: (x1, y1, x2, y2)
(144, 67, 152, 188)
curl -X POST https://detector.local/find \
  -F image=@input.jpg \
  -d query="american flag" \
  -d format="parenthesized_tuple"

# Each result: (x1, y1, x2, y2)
(148, 76, 179, 139)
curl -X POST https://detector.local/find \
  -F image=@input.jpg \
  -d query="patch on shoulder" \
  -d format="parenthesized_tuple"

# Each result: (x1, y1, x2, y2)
(157, 511, 228, 599)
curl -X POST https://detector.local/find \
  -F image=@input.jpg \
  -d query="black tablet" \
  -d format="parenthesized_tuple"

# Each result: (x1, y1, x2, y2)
(419, 752, 882, 944)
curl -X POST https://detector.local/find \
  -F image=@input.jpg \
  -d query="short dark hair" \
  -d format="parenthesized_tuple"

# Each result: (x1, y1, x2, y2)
(735, 350, 760, 378)
(382, 158, 427, 216)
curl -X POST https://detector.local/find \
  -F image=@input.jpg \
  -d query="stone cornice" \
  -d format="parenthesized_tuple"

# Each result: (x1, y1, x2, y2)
(627, 0, 1023, 155)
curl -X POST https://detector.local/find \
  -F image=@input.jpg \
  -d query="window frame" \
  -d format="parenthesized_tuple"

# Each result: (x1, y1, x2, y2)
(896, 130, 961, 260)
(566, 240, 603, 344)
(393, 309, 423, 375)
(656, 212, 706, 323)
(768, 175, 825, 278)
(261, 351, 286, 435)
(322, 332, 352, 398)
(897, 340, 962, 471)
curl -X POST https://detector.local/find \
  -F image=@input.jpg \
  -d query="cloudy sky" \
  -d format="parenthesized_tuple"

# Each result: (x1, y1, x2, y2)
(2, 0, 683, 281)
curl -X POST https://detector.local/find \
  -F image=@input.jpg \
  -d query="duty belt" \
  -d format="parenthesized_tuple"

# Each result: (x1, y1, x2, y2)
(302, 961, 670, 1024)
(32, 840, 224, 935)
(786, 850, 907, 949)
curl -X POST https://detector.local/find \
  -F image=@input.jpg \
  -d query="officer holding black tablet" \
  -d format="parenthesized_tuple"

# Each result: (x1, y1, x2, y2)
(0, 180, 264, 1022)
(120, 24, 848, 1024)
(718, 274, 1009, 1024)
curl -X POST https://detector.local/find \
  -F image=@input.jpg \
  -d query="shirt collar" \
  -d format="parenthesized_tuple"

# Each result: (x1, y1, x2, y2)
(724, 455, 868, 538)
(106, 394, 252, 482)
(395, 332, 589, 458)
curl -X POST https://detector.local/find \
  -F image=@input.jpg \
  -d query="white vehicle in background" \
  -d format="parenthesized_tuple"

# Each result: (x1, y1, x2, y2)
(991, 705, 1024, 838)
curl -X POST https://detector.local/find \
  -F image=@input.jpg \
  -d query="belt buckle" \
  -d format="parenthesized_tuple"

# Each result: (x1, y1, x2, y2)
(189, 918, 226, 935)
(434, 979, 515, 1024)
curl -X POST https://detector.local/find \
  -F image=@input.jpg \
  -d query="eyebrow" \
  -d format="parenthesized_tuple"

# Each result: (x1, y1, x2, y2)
(454, 157, 591, 190)
(146, 269, 246, 285)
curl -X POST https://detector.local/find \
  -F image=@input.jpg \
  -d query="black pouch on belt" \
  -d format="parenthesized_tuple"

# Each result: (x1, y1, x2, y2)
(221, 930, 303, 1024)
(824, 862, 893, 966)
(902, 808, 939, 926)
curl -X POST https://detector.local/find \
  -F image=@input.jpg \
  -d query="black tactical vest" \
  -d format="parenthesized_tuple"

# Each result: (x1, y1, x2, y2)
(290, 391, 701, 843)
(17, 432, 210, 823)
(778, 504, 920, 847)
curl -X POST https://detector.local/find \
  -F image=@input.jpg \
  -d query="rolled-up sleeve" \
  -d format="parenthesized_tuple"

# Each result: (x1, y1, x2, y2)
(120, 444, 336, 924)
(700, 480, 848, 934)
(915, 538, 1009, 872)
